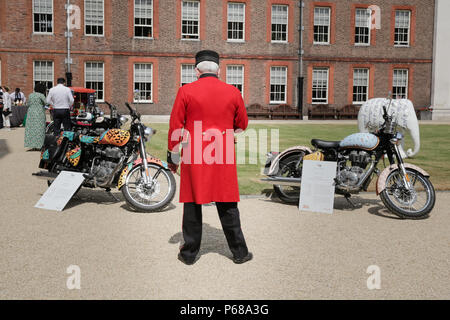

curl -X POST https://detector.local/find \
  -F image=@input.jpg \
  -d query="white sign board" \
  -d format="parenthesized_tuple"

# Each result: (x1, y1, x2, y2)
(35, 171, 85, 212)
(299, 160, 337, 214)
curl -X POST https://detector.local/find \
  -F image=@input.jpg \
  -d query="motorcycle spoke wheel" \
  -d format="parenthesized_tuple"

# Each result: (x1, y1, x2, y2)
(380, 169, 435, 219)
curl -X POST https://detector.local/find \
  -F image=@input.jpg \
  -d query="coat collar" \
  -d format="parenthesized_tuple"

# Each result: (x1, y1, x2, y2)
(199, 73, 218, 79)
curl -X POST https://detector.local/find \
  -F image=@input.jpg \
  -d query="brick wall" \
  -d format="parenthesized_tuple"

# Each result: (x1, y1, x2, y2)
(0, 0, 435, 116)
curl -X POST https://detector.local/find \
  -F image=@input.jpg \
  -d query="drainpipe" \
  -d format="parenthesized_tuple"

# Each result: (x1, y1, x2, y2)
(297, 1, 305, 119)
(65, 0, 73, 86)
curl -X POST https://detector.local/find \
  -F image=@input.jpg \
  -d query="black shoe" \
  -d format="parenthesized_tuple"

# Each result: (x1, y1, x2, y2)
(233, 252, 253, 264)
(178, 253, 195, 265)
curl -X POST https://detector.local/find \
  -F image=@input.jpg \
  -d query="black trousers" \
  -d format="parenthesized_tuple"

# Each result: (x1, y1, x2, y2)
(53, 109, 72, 135)
(180, 202, 249, 262)
(0, 106, 3, 128)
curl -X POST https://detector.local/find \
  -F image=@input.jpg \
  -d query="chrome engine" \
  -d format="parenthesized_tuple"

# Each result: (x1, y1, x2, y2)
(337, 151, 371, 188)
(91, 146, 125, 186)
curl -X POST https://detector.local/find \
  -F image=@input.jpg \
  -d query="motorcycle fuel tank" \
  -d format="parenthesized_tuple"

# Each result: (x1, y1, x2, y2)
(99, 129, 131, 147)
(340, 133, 379, 151)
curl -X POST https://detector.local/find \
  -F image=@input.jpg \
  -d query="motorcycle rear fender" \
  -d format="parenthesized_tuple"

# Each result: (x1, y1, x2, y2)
(117, 156, 169, 190)
(266, 146, 312, 176)
(376, 163, 430, 195)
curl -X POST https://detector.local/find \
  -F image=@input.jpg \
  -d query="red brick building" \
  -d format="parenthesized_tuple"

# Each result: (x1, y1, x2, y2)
(0, 0, 435, 116)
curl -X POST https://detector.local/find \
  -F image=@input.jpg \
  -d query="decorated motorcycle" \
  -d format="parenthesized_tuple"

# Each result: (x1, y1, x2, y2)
(262, 98, 435, 219)
(34, 103, 176, 212)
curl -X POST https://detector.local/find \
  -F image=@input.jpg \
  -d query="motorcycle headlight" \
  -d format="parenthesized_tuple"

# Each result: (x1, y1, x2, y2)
(144, 126, 153, 137)
(391, 132, 404, 145)
(119, 115, 128, 124)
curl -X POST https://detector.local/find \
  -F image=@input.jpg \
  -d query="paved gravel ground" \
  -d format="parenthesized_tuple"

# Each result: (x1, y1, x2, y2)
(0, 127, 449, 300)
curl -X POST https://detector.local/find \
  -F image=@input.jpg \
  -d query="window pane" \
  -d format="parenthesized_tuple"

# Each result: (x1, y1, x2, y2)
(33, 0, 53, 33)
(353, 68, 369, 103)
(135, 0, 153, 37)
(271, 5, 288, 42)
(270, 66, 287, 103)
(226, 65, 244, 96)
(312, 68, 329, 103)
(394, 10, 411, 45)
(313, 7, 330, 43)
(393, 69, 408, 99)
(182, 1, 200, 39)
(34, 60, 54, 94)
(355, 8, 370, 44)
(85, 62, 104, 100)
(85, 0, 104, 35)
(134, 63, 153, 102)
(181, 64, 196, 86)
(228, 3, 245, 40)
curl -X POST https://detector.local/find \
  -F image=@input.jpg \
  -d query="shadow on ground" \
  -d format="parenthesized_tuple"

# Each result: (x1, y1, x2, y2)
(0, 139, 10, 159)
(169, 223, 233, 262)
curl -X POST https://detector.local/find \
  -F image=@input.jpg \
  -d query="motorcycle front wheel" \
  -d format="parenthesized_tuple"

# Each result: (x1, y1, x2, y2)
(273, 153, 304, 204)
(380, 168, 435, 219)
(122, 164, 176, 212)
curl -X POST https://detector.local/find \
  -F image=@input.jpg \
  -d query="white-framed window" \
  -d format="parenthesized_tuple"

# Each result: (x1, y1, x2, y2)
(270, 66, 287, 104)
(134, 0, 153, 38)
(355, 8, 371, 45)
(181, 64, 196, 86)
(352, 68, 369, 104)
(134, 63, 153, 103)
(85, 0, 104, 36)
(394, 10, 411, 46)
(271, 5, 288, 43)
(312, 68, 329, 104)
(392, 69, 408, 99)
(313, 7, 330, 44)
(33, 0, 53, 34)
(33, 61, 54, 94)
(227, 2, 245, 41)
(181, 1, 200, 40)
(226, 65, 244, 97)
(85, 62, 104, 101)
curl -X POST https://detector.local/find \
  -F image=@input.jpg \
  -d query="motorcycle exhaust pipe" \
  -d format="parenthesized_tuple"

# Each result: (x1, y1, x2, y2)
(32, 171, 58, 180)
(261, 177, 302, 187)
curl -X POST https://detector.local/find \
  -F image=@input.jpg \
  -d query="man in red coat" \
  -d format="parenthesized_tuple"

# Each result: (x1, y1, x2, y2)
(167, 50, 252, 265)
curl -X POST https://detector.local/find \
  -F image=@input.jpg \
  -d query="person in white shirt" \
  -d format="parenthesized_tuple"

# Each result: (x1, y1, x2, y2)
(1, 86, 12, 129)
(46, 78, 74, 135)
(12, 88, 26, 106)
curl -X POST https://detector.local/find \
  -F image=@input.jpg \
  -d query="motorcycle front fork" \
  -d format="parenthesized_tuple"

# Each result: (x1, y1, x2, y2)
(393, 145, 412, 190)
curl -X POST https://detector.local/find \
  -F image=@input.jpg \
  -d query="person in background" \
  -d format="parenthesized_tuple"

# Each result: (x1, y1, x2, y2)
(0, 87, 4, 129)
(24, 83, 47, 151)
(46, 78, 74, 136)
(1, 86, 12, 130)
(12, 88, 26, 106)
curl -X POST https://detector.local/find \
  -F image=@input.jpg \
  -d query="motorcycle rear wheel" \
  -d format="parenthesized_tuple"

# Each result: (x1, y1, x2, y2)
(122, 164, 176, 212)
(380, 168, 435, 219)
(273, 153, 304, 204)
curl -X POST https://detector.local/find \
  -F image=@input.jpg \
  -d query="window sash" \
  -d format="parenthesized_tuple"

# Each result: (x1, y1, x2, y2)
(181, 1, 200, 39)
(33, 60, 54, 93)
(181, 64, 196, 86)
(134, 63, 153, 102)
(394, 10, 411, 46)
(355, 8, 371, 44)
(313, 7, 330, 44)
(33, 0, 53, 33)
(352, 68, 369, 103)
(226, 65, 244, 97)
(134, 0, 153, 38)
(312, 68, 329, 104)
(228, 3, 245, 40)
(85, 62, 104, 101)
(271, 5, 288, 42)
(392, 69, 408, 99)
(270, 66, 287, 103)
(85, 0, 104, 35)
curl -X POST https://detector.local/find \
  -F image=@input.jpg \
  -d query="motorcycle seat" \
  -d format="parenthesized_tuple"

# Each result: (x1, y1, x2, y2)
(311, 139, 341, 150)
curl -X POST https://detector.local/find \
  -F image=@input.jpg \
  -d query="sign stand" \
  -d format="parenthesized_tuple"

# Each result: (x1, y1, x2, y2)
(299, 160, 337, 215)
(35, 171, 86, 212)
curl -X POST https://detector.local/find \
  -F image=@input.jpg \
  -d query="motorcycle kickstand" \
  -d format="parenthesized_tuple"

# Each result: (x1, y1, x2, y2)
(105, 188, 120, 202)
(344, 193, 359, 209)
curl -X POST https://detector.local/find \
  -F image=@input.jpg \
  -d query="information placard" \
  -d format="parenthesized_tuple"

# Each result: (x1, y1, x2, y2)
(35, 171, 85, 212)
(299, 160, 337, 214)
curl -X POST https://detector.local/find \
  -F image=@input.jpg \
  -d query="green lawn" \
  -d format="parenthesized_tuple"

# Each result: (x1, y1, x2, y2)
(146, 123, 450, 195)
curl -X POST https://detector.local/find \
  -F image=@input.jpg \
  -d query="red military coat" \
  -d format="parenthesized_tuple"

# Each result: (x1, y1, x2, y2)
(168, 74, 248, 204)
